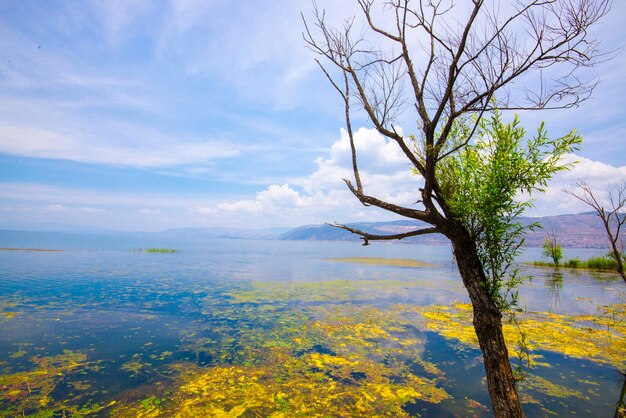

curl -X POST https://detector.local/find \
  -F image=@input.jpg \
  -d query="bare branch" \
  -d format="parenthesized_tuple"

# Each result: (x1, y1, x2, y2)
(329, 222, 440, 245)
(344, 179, 431, 221)
(567, 178, 626, 281)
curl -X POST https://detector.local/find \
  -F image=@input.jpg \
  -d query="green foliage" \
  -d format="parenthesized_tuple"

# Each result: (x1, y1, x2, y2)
(583, 256, 618, 270)
(542, 237, 563, 267)
(438, 110, 581, 309)
(535, 257, 618, 271)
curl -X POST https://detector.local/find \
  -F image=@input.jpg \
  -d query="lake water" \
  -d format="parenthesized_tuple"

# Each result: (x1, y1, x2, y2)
(0, 232, 624, 417)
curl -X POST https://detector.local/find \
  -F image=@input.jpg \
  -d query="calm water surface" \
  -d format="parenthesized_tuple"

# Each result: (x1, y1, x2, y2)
(0, 233, 624, 417)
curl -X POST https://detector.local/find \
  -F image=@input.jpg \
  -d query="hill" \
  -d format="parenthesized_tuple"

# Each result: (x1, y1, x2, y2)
(279, 212, 610, 248)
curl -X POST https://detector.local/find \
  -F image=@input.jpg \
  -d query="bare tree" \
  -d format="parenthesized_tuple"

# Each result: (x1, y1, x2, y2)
(303, 1, 611, 417)
(568, 179, 626, 281)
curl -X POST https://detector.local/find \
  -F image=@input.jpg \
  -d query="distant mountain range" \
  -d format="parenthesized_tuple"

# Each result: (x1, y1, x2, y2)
(1, 212, 613, 249)
(278, 212, 611, 249)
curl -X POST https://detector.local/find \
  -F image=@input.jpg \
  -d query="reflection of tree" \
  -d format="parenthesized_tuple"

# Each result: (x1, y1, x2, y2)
(545, 272, 563, 307)
(616, 372, 626, 418)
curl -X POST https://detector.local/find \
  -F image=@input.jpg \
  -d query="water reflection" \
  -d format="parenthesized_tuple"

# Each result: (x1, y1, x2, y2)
(545, 271, 563, 308)
(616, 373, 626, 418)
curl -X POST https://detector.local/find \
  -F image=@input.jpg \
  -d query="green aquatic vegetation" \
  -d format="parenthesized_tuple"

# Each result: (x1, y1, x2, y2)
(121, 359, 152, 378)
(9, 349, 27, 359)
(306, 304, 430, 367)
(0, 300, 21, 319)
(533, 256, 620, 272)
(227, 279, 428, 304)
(166, 352, 448, 417)
(3, 272, 621, 416)
(125, 293, 451, 417)
(137, 395, 166, 416)
(521, 375, 587, 400)
(0, 350, 108, 417)
(324, 257, 435, 268)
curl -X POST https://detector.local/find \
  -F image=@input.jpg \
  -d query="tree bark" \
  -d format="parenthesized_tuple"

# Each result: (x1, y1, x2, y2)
(605, 229, 626, 282)
(451, 232, 525, 418)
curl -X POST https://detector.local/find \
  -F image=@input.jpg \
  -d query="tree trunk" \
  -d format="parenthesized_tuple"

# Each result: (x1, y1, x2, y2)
(451, 233, 526, 418)
(602, 220, 626, 282)
(609, 241, 626, 282)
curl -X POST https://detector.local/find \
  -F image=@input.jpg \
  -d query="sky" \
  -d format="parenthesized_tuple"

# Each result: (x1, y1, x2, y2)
(0, 0, 625, 232)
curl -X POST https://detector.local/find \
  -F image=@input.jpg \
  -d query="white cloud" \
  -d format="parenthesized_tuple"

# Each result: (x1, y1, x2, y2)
(216, 128, 423, 224)
(44, 203, 104, 214)
(218, 184, 308, 214)
(0, 124, 239, 168)
(215, 128, 626, 225)
(44, 204, 68, 212)
(140, 208, 161, 215)
(188, 206, 216, 215)
(2, 127, 625, 231)
(526, 154, 626, 216)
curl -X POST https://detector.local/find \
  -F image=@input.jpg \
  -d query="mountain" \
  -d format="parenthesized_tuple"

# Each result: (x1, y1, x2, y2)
(279, 212, 610, 248)
(519, 212, 607, 248)
(278, 220, 447, 245)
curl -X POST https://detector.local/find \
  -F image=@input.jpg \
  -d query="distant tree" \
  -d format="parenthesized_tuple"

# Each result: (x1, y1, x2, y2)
(542, 228, 563, 266)
(303, 1, 609, 416)
(568, 179, 626, 281)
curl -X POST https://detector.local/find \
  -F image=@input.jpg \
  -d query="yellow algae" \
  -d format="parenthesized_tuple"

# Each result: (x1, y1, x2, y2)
(521, 375, 587, 400)
(410, 302, 626, 370)
(227, 279, 427, 304)
(306, 304, 429, 366)
(165, 352, 449, 418)
(324, 257, 435, 268)
(9, 349, 27, 359)
(0, 350, 100, 416)
(111, 302, 450, 418)
(121, 360, 151, 377)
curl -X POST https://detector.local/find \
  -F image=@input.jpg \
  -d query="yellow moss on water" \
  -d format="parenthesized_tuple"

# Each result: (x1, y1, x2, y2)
(9, 349, 27, 359)
(227, 279, 427, 304)
(111, 302, 450, 418)
(411, 302, 626, 370)
(0, 350, 100, 415)
(169, 352, 449, 418)
(324, 257, 435, 268)
(308, 352, 360, 369)
(521, 375, 587, 400)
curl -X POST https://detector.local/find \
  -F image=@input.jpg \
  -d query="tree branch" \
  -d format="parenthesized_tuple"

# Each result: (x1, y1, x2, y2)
(329, 222, 440, 245)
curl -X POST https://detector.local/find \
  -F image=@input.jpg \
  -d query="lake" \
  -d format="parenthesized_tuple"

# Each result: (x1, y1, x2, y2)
(0, 232, 624, 417)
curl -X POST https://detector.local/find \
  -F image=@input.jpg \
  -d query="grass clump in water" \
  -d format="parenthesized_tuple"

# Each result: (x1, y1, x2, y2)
(533, 256, 618, 271)
(324, 257, 434, 268)
(130, 248, 180, 253)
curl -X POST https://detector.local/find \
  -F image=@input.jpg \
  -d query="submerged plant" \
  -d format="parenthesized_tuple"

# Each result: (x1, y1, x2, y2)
(0, 350, 115, 417)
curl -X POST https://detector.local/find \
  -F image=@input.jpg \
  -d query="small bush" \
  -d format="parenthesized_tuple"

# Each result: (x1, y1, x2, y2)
(583, 256, 617, 270)
(565, 259, 580, 268)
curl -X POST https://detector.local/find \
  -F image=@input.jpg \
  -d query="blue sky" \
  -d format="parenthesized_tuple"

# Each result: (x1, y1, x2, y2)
(0, 0, 625, 232)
